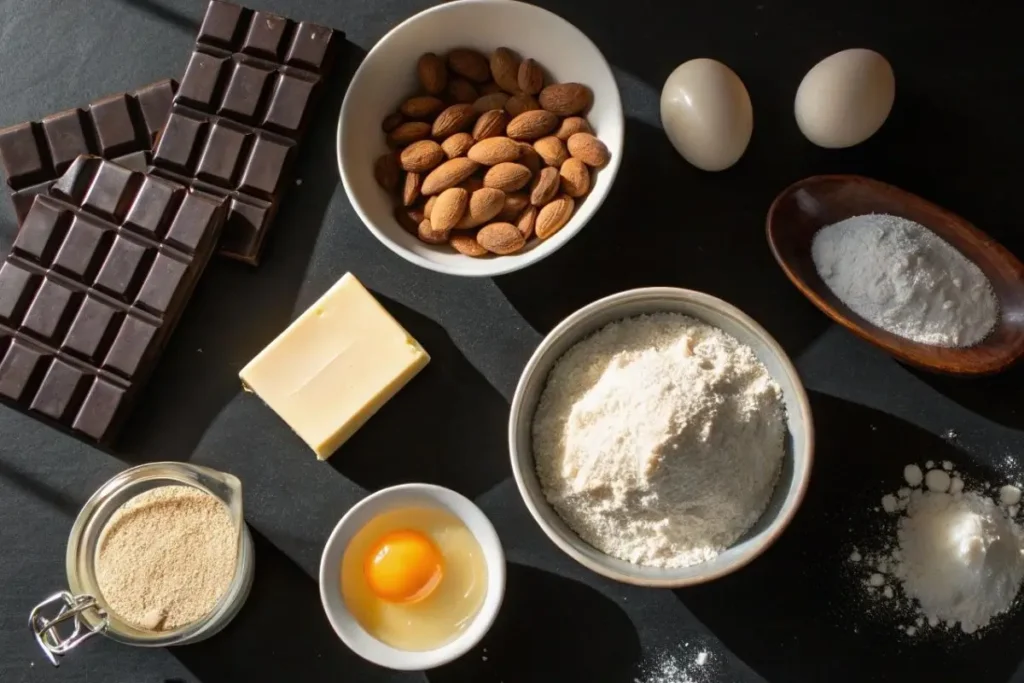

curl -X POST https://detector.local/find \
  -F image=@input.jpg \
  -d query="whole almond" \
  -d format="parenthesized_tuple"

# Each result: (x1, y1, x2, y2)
(400, 95, 445, 119)
(374, 153, 400, 191)
(473, 92, 509, 113)
(559, 158, 591, 197)
(518, 58, 544, 95)
(381, 112, 404, 133)
(417, 53, 447, 95)
(431, 187, 469, 232)
(517, 204, 538, 239)
(554, 116, 592, 141)
(432, 104, 477, 139)
(477, 222, 526, 255)
(417, 218, 449, 244)
(533, 136, 568, 167)
(446, 78, 479, 104)
(387, 121, 431, 147)
(490, 47, 521, 94)
(456, 187, 505, 228)
(529, 166, 560, 206)
(402, 172, 421, 206)
(450, 234, 488, 257)
(394, 205, 421, 234)
(484, 162, 532, 192)
(424, 195, 438, 220)
(421, 157, 480, 195)
(441, 132, 474, 159)
(399, 140, 445, 172)
(535, 194, 575, 239)
(472, 109, 509, 140)
(506, 110, 559, 141)
(539, 83, 593, 116)
(479, 82, 503, 95)
(567, 132, 610, 168)
(497, 192, 529, 222)
(505, 93, 541, 117)
(467, 137, 521, 165)
(461, 176, 484, 193)
(448, 48, 490, 82)
(518, 143, 542, 175)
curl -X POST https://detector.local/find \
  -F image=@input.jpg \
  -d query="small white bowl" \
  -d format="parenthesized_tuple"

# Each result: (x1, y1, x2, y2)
(319, 484, 506, 670)
(337, 0, 624, 277)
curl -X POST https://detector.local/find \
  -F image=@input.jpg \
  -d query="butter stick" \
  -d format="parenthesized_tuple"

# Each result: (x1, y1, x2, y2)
(239, 273, 429, 459)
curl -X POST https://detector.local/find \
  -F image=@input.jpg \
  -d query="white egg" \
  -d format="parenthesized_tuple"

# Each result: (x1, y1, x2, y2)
(660, 59, 753, 172)
(795, 48, 895, 148)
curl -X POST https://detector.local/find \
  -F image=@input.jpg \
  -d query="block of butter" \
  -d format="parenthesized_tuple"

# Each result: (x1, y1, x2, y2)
(239, 273, 429, 459)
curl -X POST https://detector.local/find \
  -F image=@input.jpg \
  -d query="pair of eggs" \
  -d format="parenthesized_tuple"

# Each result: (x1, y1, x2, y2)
(660, 49, 895, 171)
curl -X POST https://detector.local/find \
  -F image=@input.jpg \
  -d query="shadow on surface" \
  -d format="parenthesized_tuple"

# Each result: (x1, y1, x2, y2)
(675, 391, 1024, 683)
(117, 43, 366, 462)
(908, 362, 1024, 432)
(0, 458, 79, 517)
(428, 562, 640, 683)
(113, 0, 197, 33)
(329, 295, 511, 500)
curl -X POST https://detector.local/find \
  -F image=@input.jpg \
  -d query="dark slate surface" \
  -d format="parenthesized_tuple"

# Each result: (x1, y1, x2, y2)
(1, 0, 1023, 681)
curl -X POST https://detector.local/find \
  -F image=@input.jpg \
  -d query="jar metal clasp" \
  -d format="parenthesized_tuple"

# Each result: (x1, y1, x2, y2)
(29, 591, 109, 666)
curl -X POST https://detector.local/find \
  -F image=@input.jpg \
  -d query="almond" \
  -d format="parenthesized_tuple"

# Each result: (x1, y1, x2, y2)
(477, 222, 526, 255)
(456, 187, 505, 228)
(472, 109, 509, 140)
(417, 53, 447, 95)
(417, 218, 449, 244)
(533, 136, 568, 167)
(446, 78, 479, 104)
(431, 187, 469, 232)
(374, 153, 400, 191)
(400, 95, 445, 119)
(432, 104, 477, 139)
(450, 233, 489, 257)
(506, 110, 559, 141)
(529, 166, 560, 206)
(447, 48, 490, 82)
(535, 194, 574, 239)
(467, 137, 521, 165)
(559, 157, 591, 197)
(399, 140, 445, 172)
(554, 116, 592, 141)
(517, 204, 538, 239)
(421, 157, 480, 195)
(518, 58, 544, 95)
(394, 205, 421, 234)
(518, 143, 542, 175)
(505, 93, 540, 117)
(441, 132, 474, 159)
(461, 176, 484, 193)
(490, 47, 521, 94)
(402, 172, 421, 206)
(473, 92, 510, 113)
(538, 83, 593, 116)
(497, 192, 529, 221)
(424, 195, 438, 220)
(479, 82, 504, 95)
(381, 112, 404, 133)
(484, 162, 532, 192)
(387, 121, 431, 147)
(567, 132, 610, 168)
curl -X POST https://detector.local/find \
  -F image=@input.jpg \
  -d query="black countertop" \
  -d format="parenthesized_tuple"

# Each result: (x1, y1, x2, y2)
(2, 0, 1023, 681)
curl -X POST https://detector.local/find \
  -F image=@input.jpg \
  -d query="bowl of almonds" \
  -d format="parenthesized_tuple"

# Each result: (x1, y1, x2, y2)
(338, 0, 624, 276)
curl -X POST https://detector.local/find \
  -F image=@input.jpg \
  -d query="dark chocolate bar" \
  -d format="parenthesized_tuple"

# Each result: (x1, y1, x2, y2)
(0, 156, 225, 444)
(0, 80, 177, 222)
(149, 0, 337, 266)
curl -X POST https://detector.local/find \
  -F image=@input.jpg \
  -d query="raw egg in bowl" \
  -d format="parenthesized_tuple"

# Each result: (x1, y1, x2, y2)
(320, 484, 506, 670)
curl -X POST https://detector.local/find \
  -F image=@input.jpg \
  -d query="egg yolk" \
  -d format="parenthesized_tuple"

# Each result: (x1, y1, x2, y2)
(364, 530, 444, 603)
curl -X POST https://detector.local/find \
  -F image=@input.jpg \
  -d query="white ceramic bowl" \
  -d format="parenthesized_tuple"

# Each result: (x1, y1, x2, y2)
(337, 0, 624, 277)
(508, 288, 815, 587)
(319, 484, 506, 670)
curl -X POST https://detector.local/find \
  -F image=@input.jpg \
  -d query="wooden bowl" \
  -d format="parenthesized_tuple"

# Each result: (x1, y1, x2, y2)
(766, 174, 1024, 376)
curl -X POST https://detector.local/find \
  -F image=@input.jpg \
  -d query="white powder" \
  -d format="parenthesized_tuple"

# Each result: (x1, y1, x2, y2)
(811, 214, 998, 347)
(533, 314, 785, 568)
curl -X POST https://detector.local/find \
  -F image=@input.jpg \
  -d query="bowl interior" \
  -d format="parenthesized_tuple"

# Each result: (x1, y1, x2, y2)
(510, 289, 813, 586)
(319, 484, 506, 670)
(338, 0, 624, 277)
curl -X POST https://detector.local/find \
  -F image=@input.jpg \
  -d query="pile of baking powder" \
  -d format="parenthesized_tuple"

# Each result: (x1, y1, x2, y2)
(533, 313, 786, 568)
(812, 214, 998, 347)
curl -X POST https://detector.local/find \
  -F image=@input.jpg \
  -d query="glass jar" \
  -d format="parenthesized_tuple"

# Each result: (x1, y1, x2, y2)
(29, 462, 255, 665)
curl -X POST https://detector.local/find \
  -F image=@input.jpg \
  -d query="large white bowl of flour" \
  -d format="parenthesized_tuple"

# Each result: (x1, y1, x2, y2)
(509, 288, 814, 586)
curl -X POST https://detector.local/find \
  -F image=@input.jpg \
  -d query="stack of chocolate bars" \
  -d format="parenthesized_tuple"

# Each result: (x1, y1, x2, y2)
(0, 1, 340, 445)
